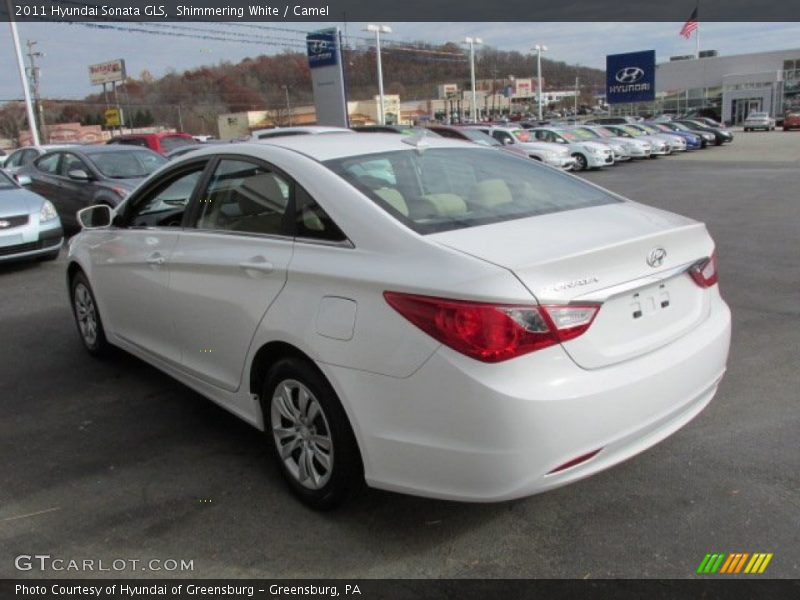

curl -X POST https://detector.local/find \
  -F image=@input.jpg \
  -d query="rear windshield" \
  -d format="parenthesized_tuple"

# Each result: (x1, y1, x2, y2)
(456, 128, 501, 146)
(89, 150, 166, 179)
(160, 136, 198, 152)
(324, 148, 621, 234)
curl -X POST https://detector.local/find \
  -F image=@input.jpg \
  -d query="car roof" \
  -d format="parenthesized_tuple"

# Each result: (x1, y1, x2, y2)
(206, 133, 479, 162)
(251, 126, 354, 137)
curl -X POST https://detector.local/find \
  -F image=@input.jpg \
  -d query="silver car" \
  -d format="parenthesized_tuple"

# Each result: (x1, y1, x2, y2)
(0, 171, 63, 263)
(743, 112, 776, 132)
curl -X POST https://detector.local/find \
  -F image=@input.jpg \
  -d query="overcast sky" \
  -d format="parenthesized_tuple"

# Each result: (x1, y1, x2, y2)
(1, 21, 799, 99)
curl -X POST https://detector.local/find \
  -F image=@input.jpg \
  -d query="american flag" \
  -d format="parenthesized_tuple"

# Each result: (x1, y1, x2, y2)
(680, 7, 699, 39)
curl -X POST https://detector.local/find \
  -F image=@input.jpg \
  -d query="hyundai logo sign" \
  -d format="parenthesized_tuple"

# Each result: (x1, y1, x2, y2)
(615, 67, 645, 84)
(306, 29, 338, 68)
(606, 50, 656, 104)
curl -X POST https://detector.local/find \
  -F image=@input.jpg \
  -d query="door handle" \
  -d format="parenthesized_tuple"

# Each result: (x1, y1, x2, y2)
(146, 253, 166, 266)
(239, 258, 274, 274)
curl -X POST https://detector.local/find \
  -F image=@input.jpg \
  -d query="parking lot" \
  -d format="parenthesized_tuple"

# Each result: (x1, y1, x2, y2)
(1, 130, 798, 579)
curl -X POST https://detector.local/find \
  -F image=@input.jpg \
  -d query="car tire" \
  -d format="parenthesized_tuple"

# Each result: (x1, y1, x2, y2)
(70, 271, 111, 357)
(572, 153, 588, 171)
(262, 357, 363, 510)
(744, 128, 749, 132)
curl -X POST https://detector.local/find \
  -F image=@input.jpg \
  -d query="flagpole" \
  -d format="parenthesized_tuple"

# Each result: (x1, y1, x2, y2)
(696, 23, 700, 59)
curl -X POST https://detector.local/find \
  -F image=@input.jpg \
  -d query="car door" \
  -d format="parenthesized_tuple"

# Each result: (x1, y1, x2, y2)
(58, 152, 97, 227)
(28, 152, 63, 205)
(87, 160, 209, 364)
(167, 156, 296, 392)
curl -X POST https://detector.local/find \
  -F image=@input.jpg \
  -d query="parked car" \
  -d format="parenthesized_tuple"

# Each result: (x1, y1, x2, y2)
(528, 127, 614, 170)
(566, 127, 630, 163)
(424, 125, 528, 159)
(18, 146, 166, 230)
(585, 116, 640, 125)
(579, 125, 652, 159)
(165, 139, 229, 160)
(602, 124, 671, 156)
(250, 126, 354, 141)
(646, 123, 703, 150)
(783, 111, 800, 131)
(2, 144, 82, 178)
(351, 125, 431, 135)
(743, 112, 776, 132)
(107, 132, 198, 156)
(470, 125, 576, 170)
(628, 123, 689, 152)
(67, 134, 730, 508)
(0, 169, 63, 263)
(0, 149, 6, 168)
(674, 120, 733, 145)
(660, 122, 716, 147)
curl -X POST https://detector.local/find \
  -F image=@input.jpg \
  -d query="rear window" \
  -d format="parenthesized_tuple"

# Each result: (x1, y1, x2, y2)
(89, 150, 166, 178)
(325, 148, 620, 234)
(160, 136, 198, 152)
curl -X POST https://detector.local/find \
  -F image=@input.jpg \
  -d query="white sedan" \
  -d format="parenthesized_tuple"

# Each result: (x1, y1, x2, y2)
(529, 127, 615, 170)
(743, 112, 776, 132)
(67, 134, 731, 508)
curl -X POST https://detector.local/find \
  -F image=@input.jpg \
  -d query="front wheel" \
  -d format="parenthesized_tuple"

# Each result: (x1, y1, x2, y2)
(572, 153, 588, 171)
(70, 272, 111, 357)
(263, 357, 363, 510)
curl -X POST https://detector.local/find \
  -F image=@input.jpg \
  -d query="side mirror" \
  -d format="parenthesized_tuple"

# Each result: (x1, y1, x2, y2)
(77, 204, 113, 229)
(68, 169, 91, 181)
(16, 174, 32, 186)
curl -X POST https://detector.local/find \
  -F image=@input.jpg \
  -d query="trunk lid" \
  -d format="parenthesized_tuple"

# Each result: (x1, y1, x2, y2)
(430, 202, 714, 369)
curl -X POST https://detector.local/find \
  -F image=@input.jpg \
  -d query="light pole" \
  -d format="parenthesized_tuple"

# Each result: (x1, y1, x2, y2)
(6, 0, 40, 145)
(365, 24, 392, 125)
(533, 44, 547, 121)
(464, 37, 483, 123)
(282, 85, 292, 126)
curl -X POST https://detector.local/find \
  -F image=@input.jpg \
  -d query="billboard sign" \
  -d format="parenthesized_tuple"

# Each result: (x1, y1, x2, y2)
(606, 50, 656, 104)
(514, 78, 533, 97)
(89, 59, 127, 86)
(104, 108, 122, 127)
(306, 30, 338, 69)
(305, 28, 348, 127)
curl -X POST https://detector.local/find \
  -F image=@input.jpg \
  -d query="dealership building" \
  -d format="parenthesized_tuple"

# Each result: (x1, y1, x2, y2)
(654, 47, 800, 123)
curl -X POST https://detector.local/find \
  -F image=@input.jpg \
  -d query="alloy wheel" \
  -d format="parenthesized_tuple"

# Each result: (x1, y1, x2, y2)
(74, 283, 98, 347)
(271, 379, 334, 490)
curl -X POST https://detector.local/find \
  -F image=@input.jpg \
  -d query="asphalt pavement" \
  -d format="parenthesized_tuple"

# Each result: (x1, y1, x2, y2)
(1, 130, 798, 579)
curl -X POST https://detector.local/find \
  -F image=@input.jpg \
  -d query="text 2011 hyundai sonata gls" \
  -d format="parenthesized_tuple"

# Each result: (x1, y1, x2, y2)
(66, 133, 731, 509)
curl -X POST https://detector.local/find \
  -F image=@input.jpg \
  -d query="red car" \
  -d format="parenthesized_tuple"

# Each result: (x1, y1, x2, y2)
(107, 132, 198, 155)
(783, 112, 800, 131)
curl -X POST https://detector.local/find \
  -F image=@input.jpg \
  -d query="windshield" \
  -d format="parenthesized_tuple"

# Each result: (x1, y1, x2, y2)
(0, 170, 17, 190)
(555, 130, 577, 141)
(620, 125, 644, 137)
(571, 128, 597, 140)
(89, 150, 167, 179)
(160, 136, 198, 152)
(639, 124, 660, 134)
(324, 148, 620, 235)
(458, 128, 501, 147)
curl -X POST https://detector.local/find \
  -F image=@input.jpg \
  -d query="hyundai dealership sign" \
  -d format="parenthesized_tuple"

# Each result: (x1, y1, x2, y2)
(306, 28, 348, 127)
(606, 50, 656, 104)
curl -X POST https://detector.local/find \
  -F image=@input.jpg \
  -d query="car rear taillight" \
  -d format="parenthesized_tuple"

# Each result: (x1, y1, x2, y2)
(688, 252, 718, 288)
(384, 292, 600, 363)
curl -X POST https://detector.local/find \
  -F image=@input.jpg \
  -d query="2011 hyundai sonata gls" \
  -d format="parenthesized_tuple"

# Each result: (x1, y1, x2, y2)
(66, 134, 731, 509)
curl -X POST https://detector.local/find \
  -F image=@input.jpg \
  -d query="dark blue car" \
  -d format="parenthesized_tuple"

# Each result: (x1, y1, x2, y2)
(647, 123, 704, 150)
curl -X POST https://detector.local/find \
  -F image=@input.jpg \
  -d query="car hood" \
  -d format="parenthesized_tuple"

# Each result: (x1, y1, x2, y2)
(0, 187, 46, 216)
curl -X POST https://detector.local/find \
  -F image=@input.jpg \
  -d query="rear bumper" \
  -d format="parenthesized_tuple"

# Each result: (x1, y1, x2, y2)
(323, 291, 731, 502)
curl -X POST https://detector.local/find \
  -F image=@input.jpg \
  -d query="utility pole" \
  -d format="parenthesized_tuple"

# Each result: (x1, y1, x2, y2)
(25, 40, 48, 143)
(533, 44, 547, 121)
(365, 24, 392, 125)
(574, 64, 579, 116)
(464, 37, 483, 123)
(6, 1, 39, 145)
(282, 85, 292, 126)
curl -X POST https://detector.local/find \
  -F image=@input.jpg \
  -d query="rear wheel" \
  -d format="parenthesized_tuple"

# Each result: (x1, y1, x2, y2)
(262, 357, 363, 510)
(70, 272, 111, 357)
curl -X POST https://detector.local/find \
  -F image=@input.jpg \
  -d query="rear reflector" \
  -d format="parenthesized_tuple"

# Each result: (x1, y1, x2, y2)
(547, 448, 603, 474)
(688, 252, 718, 288)
(384, 292, 600, 363)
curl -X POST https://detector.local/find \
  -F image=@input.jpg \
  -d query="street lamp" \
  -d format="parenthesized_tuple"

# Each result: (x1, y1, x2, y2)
(365, 24, 392, 125)
(281, 84, 292, 126)
(464, 37, 483, 123)
(533, 44, 548, 121)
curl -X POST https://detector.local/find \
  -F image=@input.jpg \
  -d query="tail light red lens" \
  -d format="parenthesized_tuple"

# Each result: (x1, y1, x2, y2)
(688, 252, 718, 288)
(384, 292, 600, 363)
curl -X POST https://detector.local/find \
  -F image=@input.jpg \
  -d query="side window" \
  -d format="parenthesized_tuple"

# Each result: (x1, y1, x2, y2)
(22, 149, 39, 165)
(5, 150, 22, 168)
(35, 153, 61, 174)
(295, 186, 346, 242)
(193, 159, 290, 236)
(127, 166, 206, 228)
(60, 153, 90, 177)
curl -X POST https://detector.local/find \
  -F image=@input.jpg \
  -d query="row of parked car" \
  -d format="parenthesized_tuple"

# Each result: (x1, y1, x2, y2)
(0, 118, 733, 264)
